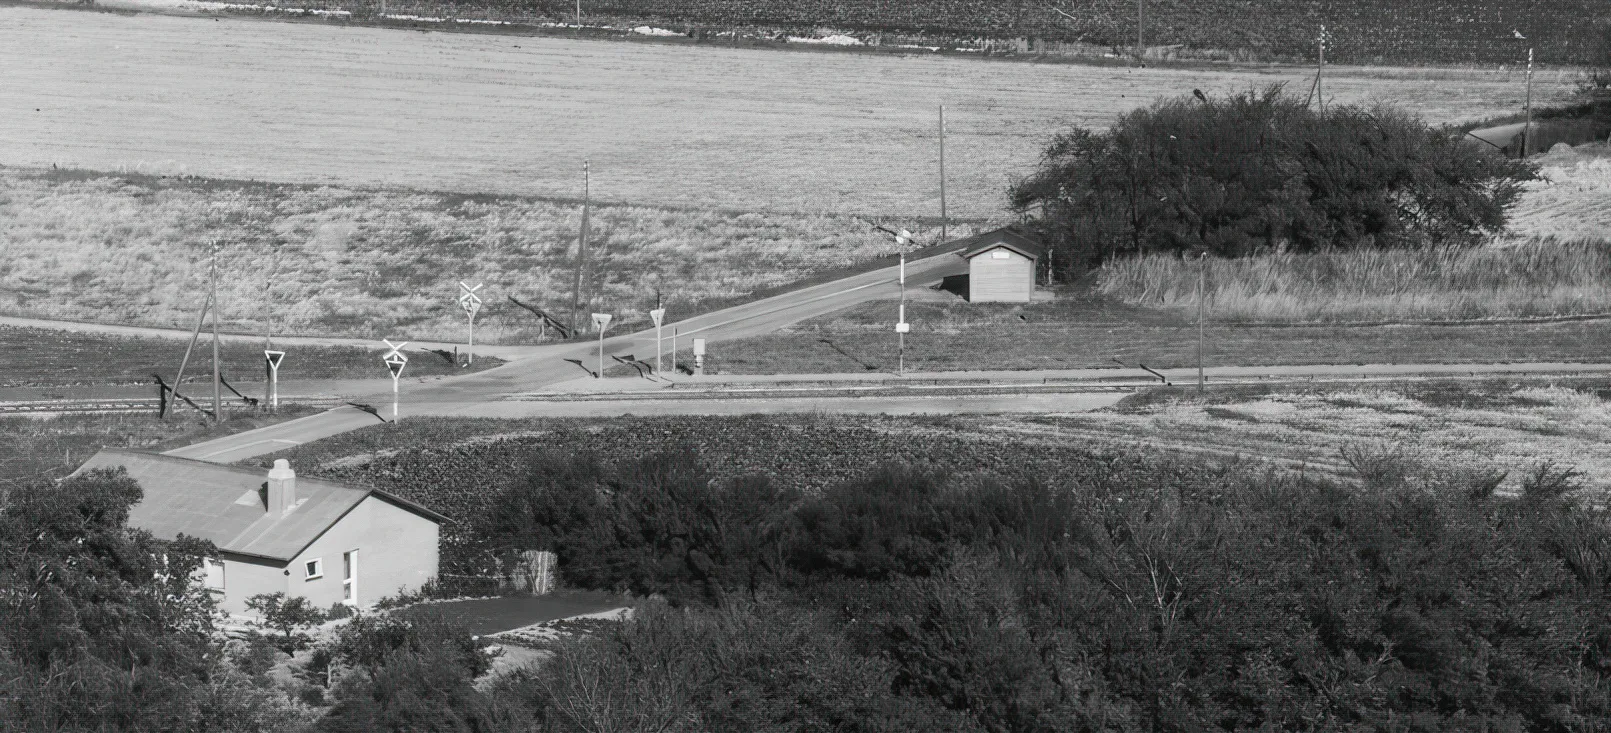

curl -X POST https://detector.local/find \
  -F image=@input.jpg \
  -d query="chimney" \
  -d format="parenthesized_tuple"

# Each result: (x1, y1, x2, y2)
(266, 459, 296, 516)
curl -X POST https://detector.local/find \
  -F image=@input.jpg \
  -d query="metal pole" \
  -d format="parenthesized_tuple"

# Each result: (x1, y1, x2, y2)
(467, 311, 475, 366)
(1523, 47, 1534, 157)
(1197, 252, 1206, 394)
(211, 242, 222, 423)
(392, 376, 399, 422)
(672, 327, 678, 374)
(939, 105, 947, 244)
(575, 0, 580, 25)
(597, 327, 605, 378)
(898, 252, 906, 376)
(656, 322, 663, 374)
(169, 288, 214, 418)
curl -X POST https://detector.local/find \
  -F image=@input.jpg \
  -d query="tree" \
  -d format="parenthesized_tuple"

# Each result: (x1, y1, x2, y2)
(1009, 85, 1538, 274)
(0, 469, 223, 729)
(247, 592, 328, 654)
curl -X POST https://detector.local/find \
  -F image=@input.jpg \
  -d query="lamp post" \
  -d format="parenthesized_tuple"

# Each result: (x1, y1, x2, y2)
(893, 228, 913, 376)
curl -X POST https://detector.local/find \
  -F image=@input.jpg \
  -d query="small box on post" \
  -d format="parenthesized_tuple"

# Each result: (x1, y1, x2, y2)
(692, 338, 706, 376)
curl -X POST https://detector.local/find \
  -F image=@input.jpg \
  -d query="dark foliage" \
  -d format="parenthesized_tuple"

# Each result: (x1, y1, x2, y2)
(1009, 87, 1538, 273)
(318, 612, 508, 733)
(246, 592, 328, 654)
(464, 446, 1611, 731)
(0, 469, 226, 731)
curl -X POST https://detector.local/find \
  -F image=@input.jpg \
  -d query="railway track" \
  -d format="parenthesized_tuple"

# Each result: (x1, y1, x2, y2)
(0, 397, 350, 416)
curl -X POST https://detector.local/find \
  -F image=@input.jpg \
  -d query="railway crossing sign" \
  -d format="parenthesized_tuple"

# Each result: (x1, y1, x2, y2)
(458, 282, 483, 316)
(458, 282, 483, 365)
(263, 350, 285, 410)
(649, 308, 666, 374)
(381, 339, 409, 421)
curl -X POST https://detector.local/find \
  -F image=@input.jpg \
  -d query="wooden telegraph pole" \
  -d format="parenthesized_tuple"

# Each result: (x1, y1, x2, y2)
(1136, 0, 1143, 58)
(572, 161, 590, 336)
(210, 241, 222, 422)
(939, 105, 948, 244)
(1197, 252, 1206, 395)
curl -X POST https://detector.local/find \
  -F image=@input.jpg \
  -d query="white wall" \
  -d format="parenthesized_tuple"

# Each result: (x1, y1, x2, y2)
(218, 556, 289, 616)
(969, 247, 1034, 302)
(290, 496, 440, 610)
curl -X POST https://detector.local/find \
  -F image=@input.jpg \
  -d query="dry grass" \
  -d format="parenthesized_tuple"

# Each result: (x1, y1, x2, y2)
(1064, 378, 1611, 500)
(1093, 143, 1611, 323)
(0, 169, 983, 340)
(0, 6, 1582, 218)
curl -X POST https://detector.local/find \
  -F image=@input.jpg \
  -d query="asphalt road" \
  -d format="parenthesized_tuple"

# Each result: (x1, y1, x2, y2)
(163, 253, 972, 462)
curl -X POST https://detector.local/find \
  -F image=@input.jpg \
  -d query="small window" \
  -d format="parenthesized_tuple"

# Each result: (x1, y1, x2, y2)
(204, 559, 225, 591)
(991, 250, 1011, 259)
(305, 558, 323, 580)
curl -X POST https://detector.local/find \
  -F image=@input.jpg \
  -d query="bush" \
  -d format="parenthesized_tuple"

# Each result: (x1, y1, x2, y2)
(319, 612, 507, 732)
(247, 593, 328, 654)
(1010, 86, 1538, 273)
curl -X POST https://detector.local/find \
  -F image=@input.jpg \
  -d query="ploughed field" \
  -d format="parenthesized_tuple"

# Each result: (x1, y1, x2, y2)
(330, 0, 1610, 66)
(0, 6, 1580, 219)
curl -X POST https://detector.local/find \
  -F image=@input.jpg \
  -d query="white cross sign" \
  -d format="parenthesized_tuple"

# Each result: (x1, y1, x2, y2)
(458, 282, 483, 316)
(592, 313, 612, 331)
(382, 339, 410, 362)
(896, 229, 912, 246)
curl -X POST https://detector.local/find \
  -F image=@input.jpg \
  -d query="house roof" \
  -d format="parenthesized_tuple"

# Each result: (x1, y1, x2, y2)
(959, 227, 1046, 261)
(70, 449, 447, 563)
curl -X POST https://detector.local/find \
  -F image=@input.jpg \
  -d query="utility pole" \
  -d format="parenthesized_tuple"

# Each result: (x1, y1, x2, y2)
(572, 160, 589, 336)
(1197, 252, 1206, 395)
(1318, 26, 1326, 114)
(1523, 47, 1534, 157)
(575, 0, 580, 25)
(1136, 0, 1143, 58)
(210, 241, 222, 423)
(939, 104, 948, 244)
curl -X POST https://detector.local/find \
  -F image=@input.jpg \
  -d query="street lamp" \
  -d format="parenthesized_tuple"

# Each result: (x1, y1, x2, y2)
(892, 228, 913, 376)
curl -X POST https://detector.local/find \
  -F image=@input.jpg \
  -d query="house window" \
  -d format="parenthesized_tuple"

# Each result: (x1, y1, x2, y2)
(305, 558, 323, 580)
(342, 550, 358, 605)
(204, 559, 225, 592)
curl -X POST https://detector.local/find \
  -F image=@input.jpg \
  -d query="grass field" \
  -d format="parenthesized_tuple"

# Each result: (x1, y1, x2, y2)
(0, 405, 320, 487)
(0, 325, 503, 388)
(0, 7, 1581, 218)
(686, 290, 1611, 374)
(266, 378, 1611, 523)
(0, 168, 981, 339)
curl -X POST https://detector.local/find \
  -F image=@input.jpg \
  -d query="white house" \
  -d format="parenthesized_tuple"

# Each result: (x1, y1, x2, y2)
(72, 450, 446, 617)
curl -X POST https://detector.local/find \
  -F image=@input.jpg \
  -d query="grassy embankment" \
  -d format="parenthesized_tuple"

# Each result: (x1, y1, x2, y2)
(0, 325, 503, 389)
(0, 168, 979, 343)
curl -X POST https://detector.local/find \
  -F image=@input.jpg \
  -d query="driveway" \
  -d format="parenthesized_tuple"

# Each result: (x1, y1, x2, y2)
(397, 591, 634, 637)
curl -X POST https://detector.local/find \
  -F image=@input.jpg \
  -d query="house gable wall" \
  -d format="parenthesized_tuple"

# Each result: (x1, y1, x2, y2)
(288, 496, 440, 610)
(217, 555, 289, 616)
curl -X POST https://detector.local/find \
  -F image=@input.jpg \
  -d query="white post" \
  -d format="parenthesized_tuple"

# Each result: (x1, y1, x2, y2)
(650, 307, 666, 375)
(672, 327, 678, 374)
(898, 252, 906, 376)
(392, 375, 400, 421)
(1523, 47, 1534, 157)
(467, 311, 475, 366)
(591, 313, 612, 378)
(1197, 252, 1206, 394)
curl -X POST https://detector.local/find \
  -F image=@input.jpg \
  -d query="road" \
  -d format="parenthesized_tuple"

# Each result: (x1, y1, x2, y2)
(162, 252, 973, 461)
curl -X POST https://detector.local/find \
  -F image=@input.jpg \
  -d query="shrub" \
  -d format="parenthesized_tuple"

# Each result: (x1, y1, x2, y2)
(319, 612, 507, 732)
(247, 593, 328, 654)
(1010, 86, 1538, 273)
